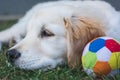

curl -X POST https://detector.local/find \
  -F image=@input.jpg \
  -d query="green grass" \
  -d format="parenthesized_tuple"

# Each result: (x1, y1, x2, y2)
(0, 20, 120, 80)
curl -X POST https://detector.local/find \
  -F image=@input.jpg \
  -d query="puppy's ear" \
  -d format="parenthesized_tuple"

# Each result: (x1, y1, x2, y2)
(64, 17, 105, 68)
(64, 18, 70, 29)
(64, 17, 76, 68)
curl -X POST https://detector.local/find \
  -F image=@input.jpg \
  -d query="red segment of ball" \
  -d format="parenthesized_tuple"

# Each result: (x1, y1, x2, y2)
(105, 39, 120, 52)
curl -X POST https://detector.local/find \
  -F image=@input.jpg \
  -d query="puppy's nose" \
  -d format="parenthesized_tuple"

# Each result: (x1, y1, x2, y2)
(6, 49, 21, 63)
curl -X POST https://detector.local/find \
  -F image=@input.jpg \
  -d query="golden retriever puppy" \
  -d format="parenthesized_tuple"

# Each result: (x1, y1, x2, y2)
(0, 0, 120, 70)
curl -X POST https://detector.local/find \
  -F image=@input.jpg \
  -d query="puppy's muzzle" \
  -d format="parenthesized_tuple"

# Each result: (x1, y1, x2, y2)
(6, 49, 21, 63)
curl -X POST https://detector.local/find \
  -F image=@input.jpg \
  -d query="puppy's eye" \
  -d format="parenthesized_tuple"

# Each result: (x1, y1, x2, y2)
(41, 29, 54, 38)
(9, 39, 16, 47)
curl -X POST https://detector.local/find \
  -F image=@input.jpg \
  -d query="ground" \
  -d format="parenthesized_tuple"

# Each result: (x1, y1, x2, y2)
(0, 20, 119, 80)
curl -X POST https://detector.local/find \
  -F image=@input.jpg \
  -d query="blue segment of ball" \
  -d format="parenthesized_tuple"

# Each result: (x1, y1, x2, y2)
(89, 38, 105, 53)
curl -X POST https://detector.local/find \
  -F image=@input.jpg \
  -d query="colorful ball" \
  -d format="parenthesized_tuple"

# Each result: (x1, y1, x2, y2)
(82, 37, 120, 77)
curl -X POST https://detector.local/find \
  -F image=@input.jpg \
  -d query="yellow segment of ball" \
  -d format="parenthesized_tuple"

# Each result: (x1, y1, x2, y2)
(108, 52, 120, 70)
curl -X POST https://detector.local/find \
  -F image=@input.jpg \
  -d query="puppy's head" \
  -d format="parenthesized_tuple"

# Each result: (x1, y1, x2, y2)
(64, 16, 105, 68)
(6, 14, 105, 70)
(7, 17, 68, 70)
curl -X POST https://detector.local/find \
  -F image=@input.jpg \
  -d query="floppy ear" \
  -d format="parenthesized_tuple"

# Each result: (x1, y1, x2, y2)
(64, 16, 106, 68)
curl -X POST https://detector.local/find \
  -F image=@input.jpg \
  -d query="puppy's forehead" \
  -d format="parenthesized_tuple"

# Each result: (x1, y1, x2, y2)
(45, 23, 66, 36)
(27, 16, 67, 36)
(27, 19, 66, 37)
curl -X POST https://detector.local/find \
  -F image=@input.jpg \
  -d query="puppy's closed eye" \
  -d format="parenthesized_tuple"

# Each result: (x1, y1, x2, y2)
(9, 38, 16, 47)
(41, 29, 54, 38)
(9, 35, 25, 47)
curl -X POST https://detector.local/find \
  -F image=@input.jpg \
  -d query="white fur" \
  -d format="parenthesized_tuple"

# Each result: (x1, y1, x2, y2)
(0, 0, 120, 70)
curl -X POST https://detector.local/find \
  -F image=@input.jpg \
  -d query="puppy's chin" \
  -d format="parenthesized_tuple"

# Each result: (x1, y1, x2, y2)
(14, 59, 41, 70)
(14, 57, 64, 70)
